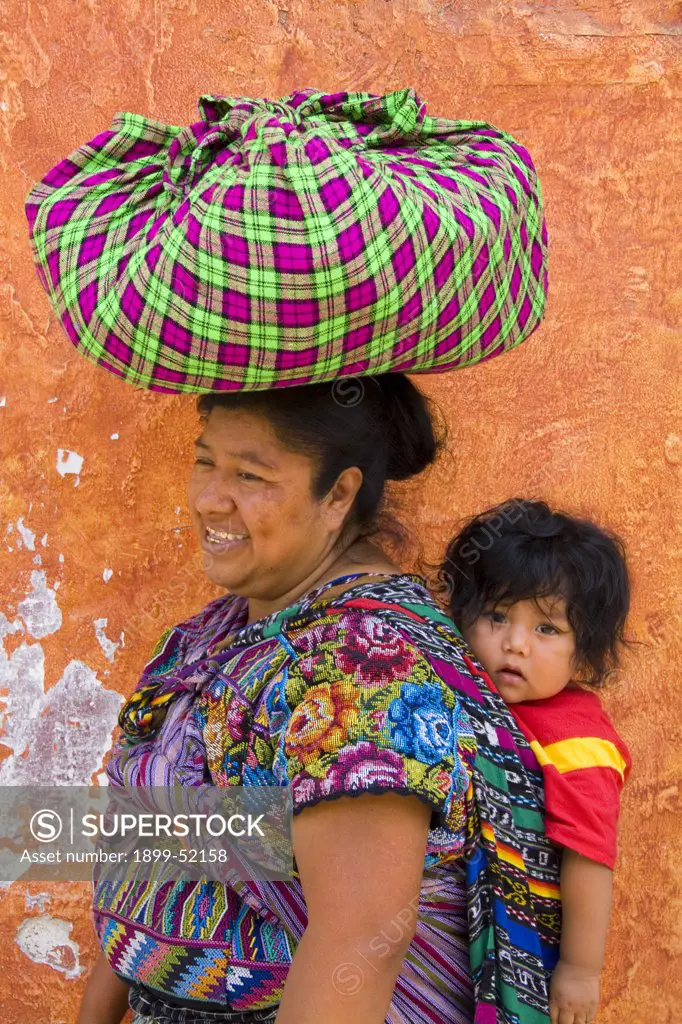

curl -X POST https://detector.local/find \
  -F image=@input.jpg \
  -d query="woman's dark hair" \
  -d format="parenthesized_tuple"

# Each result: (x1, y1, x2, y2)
(439, 499, 631, 687)
(196, 373, 444, 551)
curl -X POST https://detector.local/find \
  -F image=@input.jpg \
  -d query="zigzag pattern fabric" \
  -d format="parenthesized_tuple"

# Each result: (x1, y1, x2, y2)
(25, 88, 547, 393)
(95, 572, 561, 1022)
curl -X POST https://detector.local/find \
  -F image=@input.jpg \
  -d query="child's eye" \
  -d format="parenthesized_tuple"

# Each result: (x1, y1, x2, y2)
(537, 623, 560, 635)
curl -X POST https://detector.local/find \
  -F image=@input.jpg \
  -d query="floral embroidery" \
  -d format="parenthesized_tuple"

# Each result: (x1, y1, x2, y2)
(368, 707, 388, 733)
(335, 612, 418, 687)
(290, 772, 323, 805)
(388, 682, 454, 765)
(284, 681, 359, 765)
(225, 694, 250, 742)
(289, 617, 341, 681)
(320, 741, 407, 795)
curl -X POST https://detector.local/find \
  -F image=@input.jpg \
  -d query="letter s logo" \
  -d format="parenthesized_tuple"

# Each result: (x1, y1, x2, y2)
(30, 809, 63, 843)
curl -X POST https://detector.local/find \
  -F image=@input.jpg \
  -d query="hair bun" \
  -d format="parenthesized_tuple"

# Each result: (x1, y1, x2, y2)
(374, 374, 442, 480)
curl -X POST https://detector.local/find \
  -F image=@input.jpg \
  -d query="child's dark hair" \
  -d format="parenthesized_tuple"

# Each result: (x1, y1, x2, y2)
(439, 499, 631, 687)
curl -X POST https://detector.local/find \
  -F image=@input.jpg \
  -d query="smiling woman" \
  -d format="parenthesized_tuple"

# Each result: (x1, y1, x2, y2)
(77, 375, 564, 1024)
(187, 375, 438, 623)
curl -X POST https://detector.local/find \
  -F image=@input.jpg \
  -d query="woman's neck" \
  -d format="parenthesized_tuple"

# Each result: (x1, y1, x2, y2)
(245, 538, 400, 625)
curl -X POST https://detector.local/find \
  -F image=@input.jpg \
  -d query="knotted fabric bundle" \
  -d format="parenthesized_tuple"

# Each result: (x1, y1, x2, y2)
(25, 87, 548, 393)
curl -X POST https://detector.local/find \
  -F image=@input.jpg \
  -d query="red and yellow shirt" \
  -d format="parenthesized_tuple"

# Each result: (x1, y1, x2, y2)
(511, 687, 631, 869)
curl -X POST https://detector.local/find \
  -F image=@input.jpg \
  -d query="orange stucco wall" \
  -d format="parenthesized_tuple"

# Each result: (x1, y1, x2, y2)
(1, 2, 680, 1021)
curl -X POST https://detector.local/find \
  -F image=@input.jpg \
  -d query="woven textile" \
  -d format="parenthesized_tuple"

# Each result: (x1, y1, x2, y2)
(26, 88, 547, 393)
(130, 1014, 276, 1024)
(95, 572, 561, 1022)
(129, 984, 278, 1022)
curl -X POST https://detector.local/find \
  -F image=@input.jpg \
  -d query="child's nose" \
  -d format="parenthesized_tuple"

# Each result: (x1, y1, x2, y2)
(503, 625, 530, 656)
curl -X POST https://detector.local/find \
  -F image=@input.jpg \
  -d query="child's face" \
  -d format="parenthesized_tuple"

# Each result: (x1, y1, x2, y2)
(461, 595, 578, 704)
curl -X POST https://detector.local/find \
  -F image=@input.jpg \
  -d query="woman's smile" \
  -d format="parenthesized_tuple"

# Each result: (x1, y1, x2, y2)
(202, 529, 250, 555)
(202, 523, 251, 555)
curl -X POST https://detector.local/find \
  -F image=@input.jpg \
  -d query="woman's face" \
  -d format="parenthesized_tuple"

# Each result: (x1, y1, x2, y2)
(187, 406, 360, 601)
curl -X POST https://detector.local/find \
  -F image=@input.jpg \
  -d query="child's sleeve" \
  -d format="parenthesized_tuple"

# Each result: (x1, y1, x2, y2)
(512, 694, 631, 869)
(538, 749, 627, 868)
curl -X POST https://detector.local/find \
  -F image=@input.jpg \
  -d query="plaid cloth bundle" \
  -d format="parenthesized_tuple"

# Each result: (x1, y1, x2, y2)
(25, 87, 548, 393)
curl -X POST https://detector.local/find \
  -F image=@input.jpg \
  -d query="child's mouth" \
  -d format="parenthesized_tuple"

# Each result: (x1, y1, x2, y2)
(497, 666, 526, 685)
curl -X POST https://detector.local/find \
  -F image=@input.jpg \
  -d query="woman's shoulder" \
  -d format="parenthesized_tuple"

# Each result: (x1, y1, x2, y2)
(280, 571, 475, 692)
(280, 571, 427, 641)
(271, 573, 478, 850)
(187, 590, 246, 629)
(148, 592, 246, 661)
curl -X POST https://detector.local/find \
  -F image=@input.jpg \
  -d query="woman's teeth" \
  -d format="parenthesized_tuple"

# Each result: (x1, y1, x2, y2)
(206, 528, 248, 543)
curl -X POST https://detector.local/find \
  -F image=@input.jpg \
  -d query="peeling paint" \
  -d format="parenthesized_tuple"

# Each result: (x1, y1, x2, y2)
(0, 613, 24, 640)
(110, 432, 119, 440)
(15, 915, 84, 979)
(56, 449, 84, 487)
(0, 395, 6, 407)
(0, 644, 123, 785)
(16, 517, 36, 551)
(47, 397, 58, 403)
(0, 579, 123, 785)
(25, 891, 51, 912)
(102, 567, 113, 583)
(93, 617, 124, 662)
(16, 570, 62, 639)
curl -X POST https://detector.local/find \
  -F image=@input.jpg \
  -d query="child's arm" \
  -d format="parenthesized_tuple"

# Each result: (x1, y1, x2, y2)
(550, 849, 613, 1024)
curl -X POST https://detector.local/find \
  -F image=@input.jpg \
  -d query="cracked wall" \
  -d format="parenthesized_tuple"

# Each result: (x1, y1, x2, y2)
(1, 2, 680, 1021)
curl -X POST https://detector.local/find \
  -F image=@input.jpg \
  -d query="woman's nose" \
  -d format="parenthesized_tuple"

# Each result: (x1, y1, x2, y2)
(193, 482, 238, 515)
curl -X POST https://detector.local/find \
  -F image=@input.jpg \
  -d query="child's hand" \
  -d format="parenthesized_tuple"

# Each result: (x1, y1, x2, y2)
(549, 959, 600, 1024)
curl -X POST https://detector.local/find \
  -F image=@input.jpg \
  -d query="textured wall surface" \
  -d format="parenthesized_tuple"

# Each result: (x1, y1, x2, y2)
(1, 2, 680, 1021)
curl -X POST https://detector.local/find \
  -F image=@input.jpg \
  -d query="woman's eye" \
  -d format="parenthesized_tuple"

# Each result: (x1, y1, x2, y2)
(484, 610, 505, 624)
(192, 461, 261, 482)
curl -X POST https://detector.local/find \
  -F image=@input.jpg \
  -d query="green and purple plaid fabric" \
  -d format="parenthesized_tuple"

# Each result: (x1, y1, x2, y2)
(25, 87, 548, 393)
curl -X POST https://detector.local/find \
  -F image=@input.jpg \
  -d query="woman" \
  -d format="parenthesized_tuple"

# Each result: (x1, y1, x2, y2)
(77, 373, 560, 1024)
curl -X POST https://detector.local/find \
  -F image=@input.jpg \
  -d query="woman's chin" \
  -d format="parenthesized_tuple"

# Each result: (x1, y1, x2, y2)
(202, 558, 247, 589)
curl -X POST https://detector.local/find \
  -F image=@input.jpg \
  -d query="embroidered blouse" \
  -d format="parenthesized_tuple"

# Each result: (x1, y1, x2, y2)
(94, 572, 561, 1022)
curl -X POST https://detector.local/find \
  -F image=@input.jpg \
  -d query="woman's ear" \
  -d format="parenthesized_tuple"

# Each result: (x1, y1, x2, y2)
(322, 466, 364, 531)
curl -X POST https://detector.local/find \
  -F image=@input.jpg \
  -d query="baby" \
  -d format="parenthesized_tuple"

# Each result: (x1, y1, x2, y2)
(439, 499, 631, 1024)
